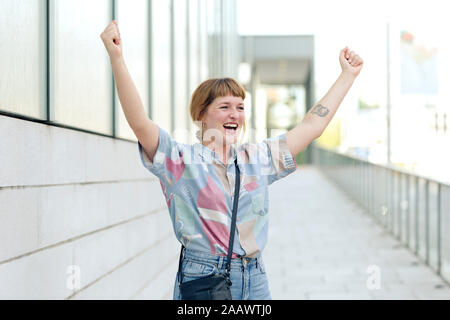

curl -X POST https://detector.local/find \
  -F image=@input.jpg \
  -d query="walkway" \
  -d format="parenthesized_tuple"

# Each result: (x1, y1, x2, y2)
(263, 165, 450, 300)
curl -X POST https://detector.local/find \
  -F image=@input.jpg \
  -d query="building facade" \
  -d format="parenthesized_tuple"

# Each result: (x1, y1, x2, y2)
(0, 0, 239, 299)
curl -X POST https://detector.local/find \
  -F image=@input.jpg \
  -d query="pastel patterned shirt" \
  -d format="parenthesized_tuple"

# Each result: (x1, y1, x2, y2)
(138, 127, 297, 258)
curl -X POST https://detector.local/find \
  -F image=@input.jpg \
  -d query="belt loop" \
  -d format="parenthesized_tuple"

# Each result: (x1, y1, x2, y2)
(217, 255, 224, 271)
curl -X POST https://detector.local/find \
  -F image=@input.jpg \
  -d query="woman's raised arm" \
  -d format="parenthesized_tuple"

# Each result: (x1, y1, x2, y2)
(286, 47, 363, 158)
(100, 20, 159, 161)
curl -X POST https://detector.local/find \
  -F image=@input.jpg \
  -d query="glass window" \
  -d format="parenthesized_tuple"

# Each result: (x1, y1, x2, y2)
(151, 0, 172, 133)
(188, 0, 199, 95)
(216, 0, 224, 77)
(229, 0, 239, 78)
(0, 0, 46, 118)
(223, 0, 230, 76)
(115, 0, 149, 140)
(206, 0, 217, 77)
(222, 0, 228, 76)
(199, 0, 209, 80)
(51, 0, 113, 134)
(173, 0, 188, 142)
(186, 0, 200, 141)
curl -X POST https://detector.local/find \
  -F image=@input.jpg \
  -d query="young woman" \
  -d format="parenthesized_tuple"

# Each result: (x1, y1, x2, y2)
(100, 20, 363, 300)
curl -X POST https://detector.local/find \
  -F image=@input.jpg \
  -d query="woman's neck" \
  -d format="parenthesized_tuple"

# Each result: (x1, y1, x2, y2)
(202, 141, 232, 164)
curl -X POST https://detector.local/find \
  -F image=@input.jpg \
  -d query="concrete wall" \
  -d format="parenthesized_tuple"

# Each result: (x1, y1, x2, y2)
(0, 115, 179, 299)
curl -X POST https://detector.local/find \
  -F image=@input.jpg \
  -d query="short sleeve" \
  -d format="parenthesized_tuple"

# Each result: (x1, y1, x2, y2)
(137, 126, 183, 180)
(262, 133, 297, 185)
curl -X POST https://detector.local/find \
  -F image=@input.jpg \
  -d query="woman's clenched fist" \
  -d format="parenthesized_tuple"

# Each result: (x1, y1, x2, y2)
(339, 47, 363, 78)
(100, 20, 122, 60)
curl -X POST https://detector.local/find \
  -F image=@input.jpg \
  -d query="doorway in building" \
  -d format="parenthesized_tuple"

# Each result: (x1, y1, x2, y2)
(254, 84, 308, 165)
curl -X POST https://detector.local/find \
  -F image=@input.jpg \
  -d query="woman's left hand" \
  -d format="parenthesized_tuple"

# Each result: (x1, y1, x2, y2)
(339, 47, 364, 78)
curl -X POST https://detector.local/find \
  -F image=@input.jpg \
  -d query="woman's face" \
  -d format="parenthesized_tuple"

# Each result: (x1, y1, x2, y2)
(201, 95, 245, 145)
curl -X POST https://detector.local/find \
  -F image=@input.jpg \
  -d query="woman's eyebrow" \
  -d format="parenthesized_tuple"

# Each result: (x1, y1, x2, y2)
(219, 101, 244, 105)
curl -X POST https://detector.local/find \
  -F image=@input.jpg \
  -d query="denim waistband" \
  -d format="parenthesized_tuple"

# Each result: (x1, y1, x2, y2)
(182, 248, 262, 268)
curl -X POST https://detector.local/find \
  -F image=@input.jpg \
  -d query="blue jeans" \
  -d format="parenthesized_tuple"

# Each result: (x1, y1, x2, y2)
(173, 248, 271, 300)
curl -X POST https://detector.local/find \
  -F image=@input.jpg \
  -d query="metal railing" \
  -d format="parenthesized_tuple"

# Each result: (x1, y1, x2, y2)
(312, 144, 450, 284)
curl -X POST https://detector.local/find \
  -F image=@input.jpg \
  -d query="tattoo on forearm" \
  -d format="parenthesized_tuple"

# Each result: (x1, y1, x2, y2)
(311, 104, 329, 117)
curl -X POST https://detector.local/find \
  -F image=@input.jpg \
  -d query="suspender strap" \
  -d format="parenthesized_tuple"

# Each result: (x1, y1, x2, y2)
(177, 158, 240, 284)
(225, 159, 240, 276)
(178, 245, 185, 284)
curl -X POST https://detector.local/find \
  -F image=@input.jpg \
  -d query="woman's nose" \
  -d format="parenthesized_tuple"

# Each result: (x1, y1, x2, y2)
(229, 109, 238, 119)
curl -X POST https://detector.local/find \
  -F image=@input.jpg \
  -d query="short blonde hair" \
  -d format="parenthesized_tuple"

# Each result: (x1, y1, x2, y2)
(190, 78, 246, 123)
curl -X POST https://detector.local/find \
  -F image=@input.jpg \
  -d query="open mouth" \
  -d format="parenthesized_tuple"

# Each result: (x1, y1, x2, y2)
(223, 123, 238, 134)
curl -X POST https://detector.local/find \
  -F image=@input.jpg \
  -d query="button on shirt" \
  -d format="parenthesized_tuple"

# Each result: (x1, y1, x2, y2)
(138, 127, 297, 258)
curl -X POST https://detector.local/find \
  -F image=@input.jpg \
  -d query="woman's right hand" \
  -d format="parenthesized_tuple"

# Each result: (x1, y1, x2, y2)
(100, 20, 122, 61)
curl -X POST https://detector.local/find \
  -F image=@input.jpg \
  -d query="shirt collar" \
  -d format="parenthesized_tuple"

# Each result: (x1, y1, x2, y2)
(194, 143, 244, 171)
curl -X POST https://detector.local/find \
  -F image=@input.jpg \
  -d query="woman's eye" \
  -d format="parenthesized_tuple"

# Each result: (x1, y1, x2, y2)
(220, 106, 228, 109)
(238, 106, 244, 110)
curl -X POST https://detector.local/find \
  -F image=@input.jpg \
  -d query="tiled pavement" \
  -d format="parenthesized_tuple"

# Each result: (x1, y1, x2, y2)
(263, 165, 450, 300)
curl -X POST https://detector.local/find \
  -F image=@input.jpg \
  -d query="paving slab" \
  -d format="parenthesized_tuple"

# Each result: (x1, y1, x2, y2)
(264, 165, 450, 300)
